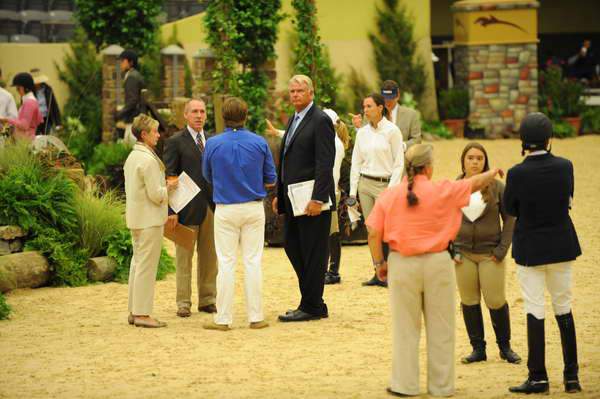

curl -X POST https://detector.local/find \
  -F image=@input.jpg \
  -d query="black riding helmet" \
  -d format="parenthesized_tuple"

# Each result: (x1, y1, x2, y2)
(11, 72, 35, 93)
(519, 112, 552, 154)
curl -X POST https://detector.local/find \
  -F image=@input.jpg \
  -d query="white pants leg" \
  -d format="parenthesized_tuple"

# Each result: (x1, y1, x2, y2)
(213, 205, 241, 326)
(240, 202, 266, 323)
(546, 262, 573, 316)
(128, 226, 164, 315)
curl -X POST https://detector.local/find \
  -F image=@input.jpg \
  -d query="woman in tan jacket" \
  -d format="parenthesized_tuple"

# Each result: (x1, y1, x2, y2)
(454, 142, 521, 364)
(124, 114, 177, 328)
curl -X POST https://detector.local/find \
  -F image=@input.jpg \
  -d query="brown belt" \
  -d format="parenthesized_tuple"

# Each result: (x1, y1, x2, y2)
(361, 173, 390, 183)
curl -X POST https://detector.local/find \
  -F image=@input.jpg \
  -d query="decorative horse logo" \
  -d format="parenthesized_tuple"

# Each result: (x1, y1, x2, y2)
(474, 15, 527, 33)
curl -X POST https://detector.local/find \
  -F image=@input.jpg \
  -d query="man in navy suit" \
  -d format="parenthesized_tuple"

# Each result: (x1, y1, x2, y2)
(506, 113, 582, 395)
(272, 75, 336, 322)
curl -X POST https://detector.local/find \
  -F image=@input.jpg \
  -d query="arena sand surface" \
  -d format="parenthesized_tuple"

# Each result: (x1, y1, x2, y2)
(1, 137, 599, 399)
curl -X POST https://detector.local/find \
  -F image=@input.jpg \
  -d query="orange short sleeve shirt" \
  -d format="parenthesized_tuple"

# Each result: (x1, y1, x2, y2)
(366, 175, 472, 256)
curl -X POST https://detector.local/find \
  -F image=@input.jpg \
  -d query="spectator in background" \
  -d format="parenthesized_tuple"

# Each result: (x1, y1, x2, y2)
(0, 68, 18, 120)
(116, 50, 145, 143)
(568, 39, 599, 82)
(0, 72, 42, 140)
(30, 68, 62, 135)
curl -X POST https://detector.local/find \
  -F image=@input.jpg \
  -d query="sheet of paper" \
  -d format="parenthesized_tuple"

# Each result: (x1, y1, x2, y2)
(287, 180, 332, 217)
(168, 171, 201, 214)
(347, 206, 362, 224)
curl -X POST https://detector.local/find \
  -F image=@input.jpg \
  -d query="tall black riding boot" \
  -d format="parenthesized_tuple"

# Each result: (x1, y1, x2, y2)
(461, 303, 487, 364)
(509, 314, 549, 394)
(325, 233, 341, 285)
(490, 303, 522, 364)
(556, 311, 582, 393)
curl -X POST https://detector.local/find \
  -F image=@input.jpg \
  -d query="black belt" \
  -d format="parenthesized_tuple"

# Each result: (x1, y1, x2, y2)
(361, 174, 390, 183)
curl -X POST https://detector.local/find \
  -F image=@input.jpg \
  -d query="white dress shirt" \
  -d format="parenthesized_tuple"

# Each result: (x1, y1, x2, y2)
(333, 135, 344, 195)
(0, 87, 18, 119)
(187, 125, 206, 146)
(350, 117, 404, 196)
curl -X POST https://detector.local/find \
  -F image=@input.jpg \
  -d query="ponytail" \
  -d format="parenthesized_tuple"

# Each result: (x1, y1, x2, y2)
(406, 164, 425, 207)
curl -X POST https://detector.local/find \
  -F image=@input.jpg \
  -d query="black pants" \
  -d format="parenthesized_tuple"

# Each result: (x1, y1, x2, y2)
(284, 209, 331, 315)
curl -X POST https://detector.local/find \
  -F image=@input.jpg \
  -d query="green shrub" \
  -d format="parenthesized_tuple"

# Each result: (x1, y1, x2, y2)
(552, 119, 576, 138)
(0, 292, 11, 320)
(422, 120, 453, 139)
(540, 66, 586, 118)
(582, 106, 600, 133)
(87, 142, 132, 176)
(439, 88, 469, 120)
(75, 189, 126, 258)
(58, 117, 97, 165)
(0, 140, 40, 175)
(107, 229, 175, 283)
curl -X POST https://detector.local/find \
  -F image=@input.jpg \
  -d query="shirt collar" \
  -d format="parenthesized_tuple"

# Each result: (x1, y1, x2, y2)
(368, 116, 388, 131)
(528, 150, 548, 157)
(23, 92, 36, 102)
(187, 125, 205, 138)
(294, 101, 313, 119)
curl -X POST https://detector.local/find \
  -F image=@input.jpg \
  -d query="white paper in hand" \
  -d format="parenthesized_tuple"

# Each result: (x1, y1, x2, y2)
(168, 171, 201, 213)
(287, 180, 332, 217)
(461, 191, 486, 222)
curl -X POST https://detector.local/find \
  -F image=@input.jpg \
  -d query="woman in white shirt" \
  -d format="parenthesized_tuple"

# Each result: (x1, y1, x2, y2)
(124, 114, 178, 328)
(349, 93, 404, 287)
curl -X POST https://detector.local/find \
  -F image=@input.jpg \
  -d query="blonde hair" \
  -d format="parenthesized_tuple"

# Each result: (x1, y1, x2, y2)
(404, 144, 433, 207)
(288, 74, 314, 92)
(335, 120, 350, 149)
(131, 114, 159, 140)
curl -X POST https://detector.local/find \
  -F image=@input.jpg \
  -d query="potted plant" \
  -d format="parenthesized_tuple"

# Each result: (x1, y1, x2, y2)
(541, 66, 586, 134)
(439, 88, 469, 137)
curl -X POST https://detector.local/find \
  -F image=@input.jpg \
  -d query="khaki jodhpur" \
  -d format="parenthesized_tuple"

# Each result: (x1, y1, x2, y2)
(388, 251, 456, 397)
(455, 251, 506, 309)
(175, 208, 218, 309)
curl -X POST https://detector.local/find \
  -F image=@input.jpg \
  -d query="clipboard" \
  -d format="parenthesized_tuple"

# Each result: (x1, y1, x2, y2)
(164, 223, 196, 251)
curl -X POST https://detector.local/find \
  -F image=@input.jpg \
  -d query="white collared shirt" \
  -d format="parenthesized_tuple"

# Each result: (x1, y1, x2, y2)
(528, 150, 548, 157)
(350, 117, 404, 196)
(390, 103, 399, 125)
(0, 87, 18, 119)
(187, 125, 206, 145)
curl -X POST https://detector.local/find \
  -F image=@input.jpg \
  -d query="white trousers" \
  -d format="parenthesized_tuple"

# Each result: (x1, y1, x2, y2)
(213, 201, 265, 325)
(388, 251, 456, 397)
(516, 262, 573, 319)
(128, 225, 163, 315)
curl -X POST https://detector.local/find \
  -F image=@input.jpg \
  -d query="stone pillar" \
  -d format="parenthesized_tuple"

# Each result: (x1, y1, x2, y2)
(161, 44, 187, 104)
(101, 44, 124, 142)
(452, 0, 539, 137)
(192, 48, 216, 98)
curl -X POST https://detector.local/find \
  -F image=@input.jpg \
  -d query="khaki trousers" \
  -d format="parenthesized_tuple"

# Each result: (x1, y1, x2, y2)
(175, 208, 218, 309)
(388, 251, 456, 397)
(213, 201, 265, 325)
(455, 251, 506, 309)
(357, 176, 388, 220)
(128, 225, 164, 315)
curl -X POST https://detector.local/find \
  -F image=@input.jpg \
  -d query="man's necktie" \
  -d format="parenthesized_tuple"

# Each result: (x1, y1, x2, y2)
(195, 133, 205, 153)
(285, 115, 301, 149)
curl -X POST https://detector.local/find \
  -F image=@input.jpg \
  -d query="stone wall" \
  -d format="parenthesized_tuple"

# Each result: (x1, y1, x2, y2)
(455, 43, 538, 138)
(101, 45, 124, 143)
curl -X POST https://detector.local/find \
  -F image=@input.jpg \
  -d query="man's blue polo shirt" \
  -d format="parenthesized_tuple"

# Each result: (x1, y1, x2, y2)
(203, 128, 277, 204)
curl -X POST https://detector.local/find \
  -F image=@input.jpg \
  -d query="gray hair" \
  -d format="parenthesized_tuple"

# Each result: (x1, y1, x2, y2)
(288, 74, 314, 92)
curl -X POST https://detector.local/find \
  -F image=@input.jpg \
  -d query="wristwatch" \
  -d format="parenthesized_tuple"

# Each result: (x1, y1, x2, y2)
(373, 260, 385, 267)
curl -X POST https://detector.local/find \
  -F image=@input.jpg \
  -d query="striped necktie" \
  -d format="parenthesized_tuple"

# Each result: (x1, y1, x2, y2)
(285, 114, 301, 149)
(195, 132, 205, 153)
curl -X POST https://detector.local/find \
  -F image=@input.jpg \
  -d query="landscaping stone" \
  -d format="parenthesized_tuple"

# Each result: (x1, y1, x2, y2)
(87, 257, 117, 283)
(0, 251, 50, 293)
(0, 226, 25, 241)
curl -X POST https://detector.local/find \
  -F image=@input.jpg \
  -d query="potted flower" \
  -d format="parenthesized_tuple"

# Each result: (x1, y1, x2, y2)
(439, 88, 469, 137)
(541, 66, 586, 134)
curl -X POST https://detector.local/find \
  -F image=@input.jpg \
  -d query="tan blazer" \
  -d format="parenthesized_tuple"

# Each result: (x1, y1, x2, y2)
(393, 105, 421, 149)
(124, 143, 168, 229)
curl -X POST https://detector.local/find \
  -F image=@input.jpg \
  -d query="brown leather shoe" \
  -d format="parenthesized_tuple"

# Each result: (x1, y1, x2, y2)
(177, 308, 192, 317)
(203, 321, 230, 331)
(134, 317, 167, 328)
(198, 304, 217, 313)
(128, 313, 134, 325)
(249, 320, 269, 329)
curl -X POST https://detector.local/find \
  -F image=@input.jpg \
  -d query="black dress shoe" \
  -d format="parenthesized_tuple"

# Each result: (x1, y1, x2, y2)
(325, 273, 341, 285)
(278, 309, 322, 322)
(509, 379, 549, 394)
(198, 304, 217, 313)
(564, 380, 582, 393)
(362, 274, 387, 287)
(386, 387, 411, 397)
(461, 347, 486, 364)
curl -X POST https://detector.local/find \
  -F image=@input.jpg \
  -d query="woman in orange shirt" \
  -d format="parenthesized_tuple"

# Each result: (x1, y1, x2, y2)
(366, 144, 503, 397)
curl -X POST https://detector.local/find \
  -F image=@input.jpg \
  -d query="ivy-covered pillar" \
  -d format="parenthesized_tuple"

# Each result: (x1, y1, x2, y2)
(161, 44, 187, 104)
(453, 0, 539, 138)
(192, 48, 216, 99)
(101, 44, 124, 143)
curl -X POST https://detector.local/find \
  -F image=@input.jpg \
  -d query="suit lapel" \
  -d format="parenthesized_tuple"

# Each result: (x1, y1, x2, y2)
(284, 105, 315, 155)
